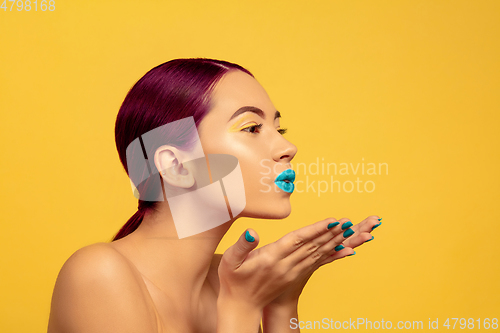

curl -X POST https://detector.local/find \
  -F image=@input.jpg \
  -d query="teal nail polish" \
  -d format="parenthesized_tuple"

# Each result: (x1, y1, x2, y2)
(328, 222, 340, 229)
(334, 244, 344, 251)
(347, 251, 356, 256)
(371, 222, 382, 231)
(378, 218, 382, 221)
(341, 221, 353, 230)
(365, 236, 374, 242)
(245, 230, 255, 242)
(343, 228, 354, 237)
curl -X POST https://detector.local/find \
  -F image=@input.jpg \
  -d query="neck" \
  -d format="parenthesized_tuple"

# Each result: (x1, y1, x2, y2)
(114, 200, 237, 310)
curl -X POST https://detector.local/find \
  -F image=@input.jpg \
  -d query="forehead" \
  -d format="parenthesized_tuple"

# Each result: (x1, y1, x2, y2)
(208, 70, 275, 119)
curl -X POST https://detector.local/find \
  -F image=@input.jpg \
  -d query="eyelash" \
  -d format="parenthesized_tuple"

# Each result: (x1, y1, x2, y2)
(241, 124, 288, 135)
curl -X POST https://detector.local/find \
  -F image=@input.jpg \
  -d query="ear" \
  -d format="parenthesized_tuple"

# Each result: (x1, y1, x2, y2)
(154, 145, 195, 188)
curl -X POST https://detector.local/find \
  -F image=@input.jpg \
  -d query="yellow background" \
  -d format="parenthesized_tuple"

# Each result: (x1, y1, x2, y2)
(1, 0, 499, 331)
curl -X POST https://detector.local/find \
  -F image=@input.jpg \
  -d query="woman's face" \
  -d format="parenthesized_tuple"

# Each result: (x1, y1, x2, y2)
(197, 70, 297, 219)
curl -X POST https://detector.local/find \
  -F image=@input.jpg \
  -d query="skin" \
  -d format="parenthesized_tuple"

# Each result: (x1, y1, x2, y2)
(47, 70, 381, 333)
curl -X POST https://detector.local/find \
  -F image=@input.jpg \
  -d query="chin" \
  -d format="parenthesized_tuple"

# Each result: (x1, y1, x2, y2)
(238, 199, 292, 220)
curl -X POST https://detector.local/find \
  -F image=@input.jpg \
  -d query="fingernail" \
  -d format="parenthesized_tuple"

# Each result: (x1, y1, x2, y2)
(343, 228, 354, 238)
(334, 244, 344, 251)
(245, 230, 255, 242)
(328, 222, 340, 229)
(347, 251, 356, 256)
(371, 222, 382, 231)
(365, 236, 374, 242)
(378, 218, 382, 221)
(341, 221, 353, 230)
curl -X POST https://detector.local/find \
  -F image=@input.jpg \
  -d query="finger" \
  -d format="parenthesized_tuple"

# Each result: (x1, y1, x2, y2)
(288, 220, 357, 271)
(317, 219, 380, 265)
(351, 215, 382, 234)
(296, 217, 381, 273)
(292, 245, 355, 279)
(284, 217, 351, 263)
(271, 217, 340, 259)
(342, 232, 374, 249)
(316, 246, 356, 267)
(223, 229, 259, 269)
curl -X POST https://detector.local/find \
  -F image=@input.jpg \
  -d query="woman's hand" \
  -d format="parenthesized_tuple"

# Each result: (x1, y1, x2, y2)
(338, 215, 381, 251)
(217, 217, 362, 310)
(264, 215, 382, 309)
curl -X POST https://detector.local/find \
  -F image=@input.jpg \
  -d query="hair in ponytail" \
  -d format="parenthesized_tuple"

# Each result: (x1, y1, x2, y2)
(112, 58, 253, 241)
(112, 201, 152, 241)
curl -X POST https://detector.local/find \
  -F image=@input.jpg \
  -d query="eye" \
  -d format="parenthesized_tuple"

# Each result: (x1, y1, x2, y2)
(277, 128, 288, 135)
(241, 123, 263, 134)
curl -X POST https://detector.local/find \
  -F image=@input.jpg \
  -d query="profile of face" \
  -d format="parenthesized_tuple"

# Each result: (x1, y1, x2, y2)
(196, 70, 298, 219)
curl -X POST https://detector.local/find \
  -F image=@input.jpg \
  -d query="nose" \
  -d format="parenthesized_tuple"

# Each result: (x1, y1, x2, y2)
(272, 136, 298, 164)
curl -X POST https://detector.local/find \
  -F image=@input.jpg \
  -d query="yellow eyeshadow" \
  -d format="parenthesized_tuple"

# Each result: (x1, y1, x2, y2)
(228, 115, 257, 132)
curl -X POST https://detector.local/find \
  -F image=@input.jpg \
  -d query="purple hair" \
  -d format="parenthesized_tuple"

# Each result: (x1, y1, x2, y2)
(113, 58, 253, 241)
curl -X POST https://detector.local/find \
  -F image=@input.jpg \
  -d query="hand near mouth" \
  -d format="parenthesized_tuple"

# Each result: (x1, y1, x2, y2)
(260, 215, 382, 330)
(217, 215, 366, 310)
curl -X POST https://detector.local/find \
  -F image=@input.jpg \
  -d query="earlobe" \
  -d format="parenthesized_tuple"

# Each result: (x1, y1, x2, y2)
(154, 146, 195, 188)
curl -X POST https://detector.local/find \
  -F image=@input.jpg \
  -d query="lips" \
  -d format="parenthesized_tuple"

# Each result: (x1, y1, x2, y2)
(274, 169, 295, 193)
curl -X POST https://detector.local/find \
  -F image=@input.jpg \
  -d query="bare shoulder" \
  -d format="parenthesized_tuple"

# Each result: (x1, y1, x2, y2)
(48, 242, 159, 333)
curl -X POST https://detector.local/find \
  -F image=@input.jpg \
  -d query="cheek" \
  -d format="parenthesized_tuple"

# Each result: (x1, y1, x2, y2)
(199, 132, 273, 193)
(218, 136, 264, 168)
(238, 157, 275, 197)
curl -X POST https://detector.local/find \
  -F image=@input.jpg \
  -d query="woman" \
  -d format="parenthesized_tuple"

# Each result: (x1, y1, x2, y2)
(48, 58, 381, 332)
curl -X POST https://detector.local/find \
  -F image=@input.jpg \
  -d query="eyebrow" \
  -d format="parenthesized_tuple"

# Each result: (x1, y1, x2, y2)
(228, 106, 281, 122)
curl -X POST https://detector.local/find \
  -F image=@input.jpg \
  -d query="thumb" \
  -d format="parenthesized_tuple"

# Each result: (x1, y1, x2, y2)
(224, 229, 259, 269)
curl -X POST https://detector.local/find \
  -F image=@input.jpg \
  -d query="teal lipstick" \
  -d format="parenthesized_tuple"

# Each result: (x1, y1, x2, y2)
(275, 169, 295, 193)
